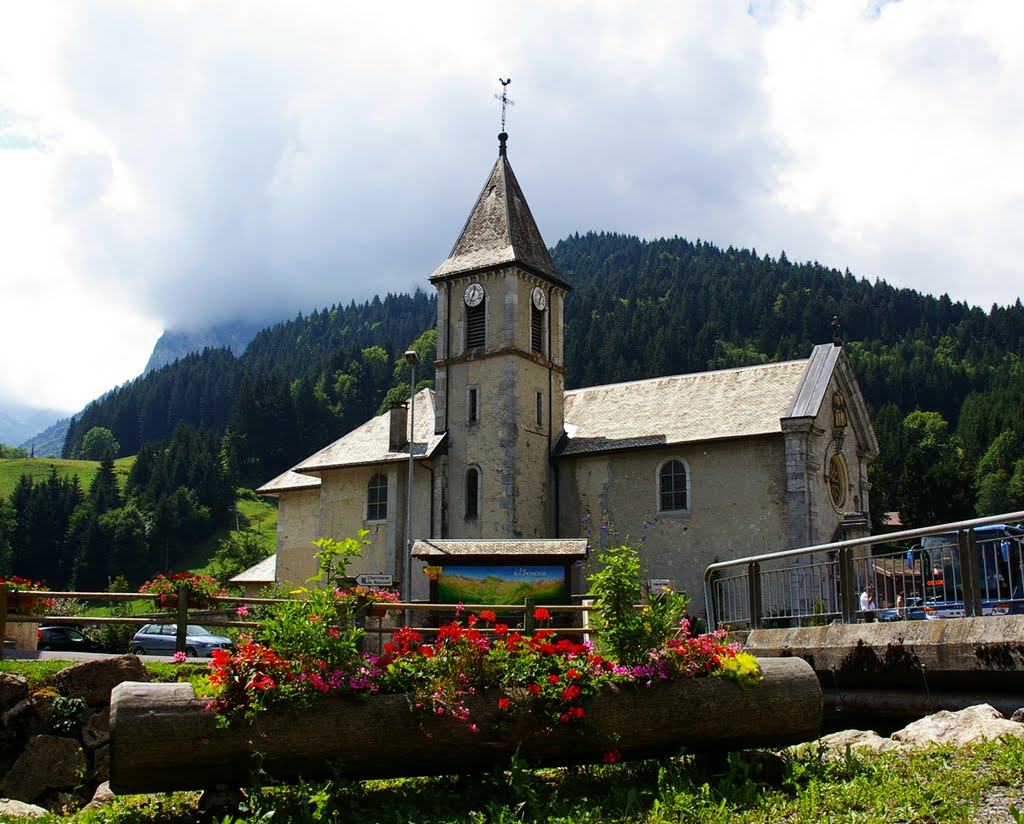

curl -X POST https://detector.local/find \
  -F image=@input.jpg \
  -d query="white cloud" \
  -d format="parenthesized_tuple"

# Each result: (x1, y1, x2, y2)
(0, 0, 1021, 418)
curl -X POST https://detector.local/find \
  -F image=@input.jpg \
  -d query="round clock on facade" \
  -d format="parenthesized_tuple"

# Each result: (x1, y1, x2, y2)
(531, 286, 547, 311)
(828, 452, 848, 511)
(464, 283, 485, 307)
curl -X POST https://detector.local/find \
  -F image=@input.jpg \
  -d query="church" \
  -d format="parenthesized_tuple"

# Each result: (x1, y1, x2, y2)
(254, 130, 879, 620)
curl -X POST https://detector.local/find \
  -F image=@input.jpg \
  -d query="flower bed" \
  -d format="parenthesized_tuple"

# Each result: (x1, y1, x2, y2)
(138, 572, 225, 610)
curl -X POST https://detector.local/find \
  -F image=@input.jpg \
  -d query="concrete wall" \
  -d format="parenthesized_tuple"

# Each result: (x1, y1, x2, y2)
(559, 435, 789, 616)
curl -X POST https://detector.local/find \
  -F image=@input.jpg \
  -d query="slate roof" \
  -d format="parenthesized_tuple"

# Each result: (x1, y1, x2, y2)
(229, 553, 277, 584)
(412, 539, 589, 558)
(556, 353, 821, 457)
(256, 468, 321, 495)
(430, 133, 569, 289)
(291, 388, 445, 475)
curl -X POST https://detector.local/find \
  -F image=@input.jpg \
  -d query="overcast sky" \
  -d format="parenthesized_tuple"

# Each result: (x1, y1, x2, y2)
(1, 0, 1022, 417)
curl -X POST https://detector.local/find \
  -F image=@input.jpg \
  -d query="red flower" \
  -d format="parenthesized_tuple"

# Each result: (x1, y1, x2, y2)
(479, 610, 497, 623)
(497, 697, 510, 710)
(494, 623, 509, 635)
(533, 607, 551, 621)
(548, 674, 560, 685)
(527, 684, 541, 696)
(566, 668, 580, 680)
(560, 685, 581, 701)
(603, 748, 622, 764)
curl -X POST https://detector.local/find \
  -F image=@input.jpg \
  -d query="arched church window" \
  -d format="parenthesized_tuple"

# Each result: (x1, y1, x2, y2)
(366, 473, 388, 521)
(658, 459, 689, 513)
(465, 467, 480, 519)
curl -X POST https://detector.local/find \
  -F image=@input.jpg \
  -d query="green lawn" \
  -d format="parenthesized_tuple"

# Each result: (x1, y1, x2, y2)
(0, 455, 135, 499)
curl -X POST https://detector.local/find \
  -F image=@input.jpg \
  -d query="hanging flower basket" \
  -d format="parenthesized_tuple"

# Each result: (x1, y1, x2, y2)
(139, 572, 224, 612)
(2, 577, 53, 616)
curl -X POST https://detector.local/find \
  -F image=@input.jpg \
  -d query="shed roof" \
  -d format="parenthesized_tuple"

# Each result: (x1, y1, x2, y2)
(229, 553, 277, 585)
(412, 539, 589, 559)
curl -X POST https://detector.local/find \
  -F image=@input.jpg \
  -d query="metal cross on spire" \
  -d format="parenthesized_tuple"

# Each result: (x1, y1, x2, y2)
(495, 78, 514, 132)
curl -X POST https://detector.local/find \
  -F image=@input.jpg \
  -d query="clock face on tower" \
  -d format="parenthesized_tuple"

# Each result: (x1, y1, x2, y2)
(531, 286, 547, 311)
(464, 283, 485, 307)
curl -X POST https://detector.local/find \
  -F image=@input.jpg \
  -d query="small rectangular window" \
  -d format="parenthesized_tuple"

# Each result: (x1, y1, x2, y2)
(535, 391, 543, 427)
(467, 386, 479, 424)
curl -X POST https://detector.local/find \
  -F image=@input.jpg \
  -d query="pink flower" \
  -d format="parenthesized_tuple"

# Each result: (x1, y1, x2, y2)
(172, 651, 187, 664)
(236, 605, 249, 617)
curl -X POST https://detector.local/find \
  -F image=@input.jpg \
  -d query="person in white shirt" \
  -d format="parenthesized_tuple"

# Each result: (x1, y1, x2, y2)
(860, 585, 877, 622)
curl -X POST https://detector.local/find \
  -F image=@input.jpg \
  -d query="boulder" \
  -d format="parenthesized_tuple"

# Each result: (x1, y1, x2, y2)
(0, 673, 29, 712)
(0, 797, 49, 819)
(50, 655, 150, 707)
(82, 780, 114, 811)
(893, 704, 1024, 748)
(82, 708, 110, 749)
(0, 735, 88, 803)
(2, 695, 55, 741)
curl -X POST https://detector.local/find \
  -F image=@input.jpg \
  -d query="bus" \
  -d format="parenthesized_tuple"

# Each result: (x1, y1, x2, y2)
(902, 524, 1024, 619)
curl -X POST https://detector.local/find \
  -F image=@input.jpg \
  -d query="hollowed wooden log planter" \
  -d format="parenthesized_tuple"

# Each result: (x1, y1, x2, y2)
(108, 657, 820, 794)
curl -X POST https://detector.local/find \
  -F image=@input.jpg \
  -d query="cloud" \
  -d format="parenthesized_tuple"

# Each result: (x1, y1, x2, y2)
(0, 0, 1021, 415)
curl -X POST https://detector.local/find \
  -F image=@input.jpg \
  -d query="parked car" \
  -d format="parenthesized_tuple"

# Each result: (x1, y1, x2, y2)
(37, 625, 105, 653)
(130, 624, 234, 658)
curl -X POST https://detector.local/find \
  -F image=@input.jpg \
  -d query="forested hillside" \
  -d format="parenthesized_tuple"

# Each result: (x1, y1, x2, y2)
(32, 231, 1024, 538)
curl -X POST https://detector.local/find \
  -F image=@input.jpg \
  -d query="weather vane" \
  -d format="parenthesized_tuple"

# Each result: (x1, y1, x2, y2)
(495, 78, 514, 132)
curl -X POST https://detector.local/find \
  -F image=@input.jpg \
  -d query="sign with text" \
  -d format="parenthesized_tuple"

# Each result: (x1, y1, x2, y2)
(355, 573, 393, 588)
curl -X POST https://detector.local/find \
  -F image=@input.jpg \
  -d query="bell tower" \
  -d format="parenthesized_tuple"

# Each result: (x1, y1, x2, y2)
(430, 131, 570, 539)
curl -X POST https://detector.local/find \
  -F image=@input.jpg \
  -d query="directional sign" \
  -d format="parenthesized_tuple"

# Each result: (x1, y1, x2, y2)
(355, 573, 393, 588)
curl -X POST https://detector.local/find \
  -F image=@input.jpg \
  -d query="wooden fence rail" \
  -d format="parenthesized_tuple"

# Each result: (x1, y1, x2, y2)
(2, 583, 598, 659)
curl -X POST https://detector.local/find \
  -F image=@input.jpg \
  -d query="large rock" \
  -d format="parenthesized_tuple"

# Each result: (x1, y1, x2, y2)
(50, 655, 150, 707)
(0, 673, 30, 712)
(0, 797, 49, 819)
(0, 734, 88, 803)
(2, 695, 55, 741)
(893, 704, 1024, 748)
(82, 708, 110, 749)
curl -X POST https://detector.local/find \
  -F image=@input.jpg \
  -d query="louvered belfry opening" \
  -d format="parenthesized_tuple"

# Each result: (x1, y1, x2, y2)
(531, 303, 544, 353)
(466, 301, 486, 349)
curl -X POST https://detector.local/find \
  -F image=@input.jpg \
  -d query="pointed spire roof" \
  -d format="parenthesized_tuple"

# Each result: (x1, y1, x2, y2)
(430, 133, 569, 289)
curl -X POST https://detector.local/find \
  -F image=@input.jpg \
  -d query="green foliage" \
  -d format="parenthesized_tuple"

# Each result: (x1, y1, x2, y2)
(73, 426, 120, 460)
(0, 442, 28, 458)
(587, 536, 688, 667)
(50, 695, 89, 735)
(211, 530, 273, 586)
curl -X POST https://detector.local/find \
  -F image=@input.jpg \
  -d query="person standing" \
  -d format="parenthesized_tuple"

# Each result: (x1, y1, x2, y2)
(860, 585, 877, 622)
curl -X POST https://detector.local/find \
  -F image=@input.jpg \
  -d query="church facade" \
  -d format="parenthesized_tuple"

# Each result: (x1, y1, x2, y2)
(256, 132, 879, 619)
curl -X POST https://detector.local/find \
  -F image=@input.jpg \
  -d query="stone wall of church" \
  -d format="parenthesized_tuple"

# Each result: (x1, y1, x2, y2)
(275, 465, 433, 598)
(559, 436, 789, 618)
(273, 486, 324, 589)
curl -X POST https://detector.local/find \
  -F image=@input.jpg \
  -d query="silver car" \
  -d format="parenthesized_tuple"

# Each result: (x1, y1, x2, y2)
(130, 623, 234, 658)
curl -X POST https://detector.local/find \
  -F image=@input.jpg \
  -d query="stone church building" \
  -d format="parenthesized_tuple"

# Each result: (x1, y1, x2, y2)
(255, 132, 879, 619)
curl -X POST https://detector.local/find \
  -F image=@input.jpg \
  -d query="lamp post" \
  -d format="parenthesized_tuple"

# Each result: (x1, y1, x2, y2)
(403, 349, 420, 627)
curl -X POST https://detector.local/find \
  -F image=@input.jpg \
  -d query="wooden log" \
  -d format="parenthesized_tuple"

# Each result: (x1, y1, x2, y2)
(108, 657, 820, 794)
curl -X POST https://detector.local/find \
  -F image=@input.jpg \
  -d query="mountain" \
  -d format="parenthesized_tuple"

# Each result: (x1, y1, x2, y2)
(0, 401, 69, 452)
(143, 319, 270, 374)
(38, 231, 1024, 518)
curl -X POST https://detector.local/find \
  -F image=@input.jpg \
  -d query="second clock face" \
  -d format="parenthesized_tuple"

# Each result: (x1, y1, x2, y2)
(531, 287, 547, 311)
(464, 283, 485, 307)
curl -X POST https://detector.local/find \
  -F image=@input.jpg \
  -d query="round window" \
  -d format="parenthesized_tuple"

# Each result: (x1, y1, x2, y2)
(828, 452, 848, 512)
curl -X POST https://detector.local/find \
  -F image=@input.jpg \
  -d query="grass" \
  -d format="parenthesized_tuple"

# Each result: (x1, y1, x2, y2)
(0, 456, 135, 499)
(0, 718, 1020, 823)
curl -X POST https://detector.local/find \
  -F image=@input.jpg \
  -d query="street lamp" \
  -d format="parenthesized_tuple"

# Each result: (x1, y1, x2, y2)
(403, 349, 420, 626)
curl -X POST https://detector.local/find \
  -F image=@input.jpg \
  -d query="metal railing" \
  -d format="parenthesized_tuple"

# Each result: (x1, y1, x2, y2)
(703, 511, 1024, 630)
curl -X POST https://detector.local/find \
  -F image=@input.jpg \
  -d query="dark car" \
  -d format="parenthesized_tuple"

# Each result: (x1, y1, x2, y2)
(36, 625, 105, 653)
(130, 623, 234, 658)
